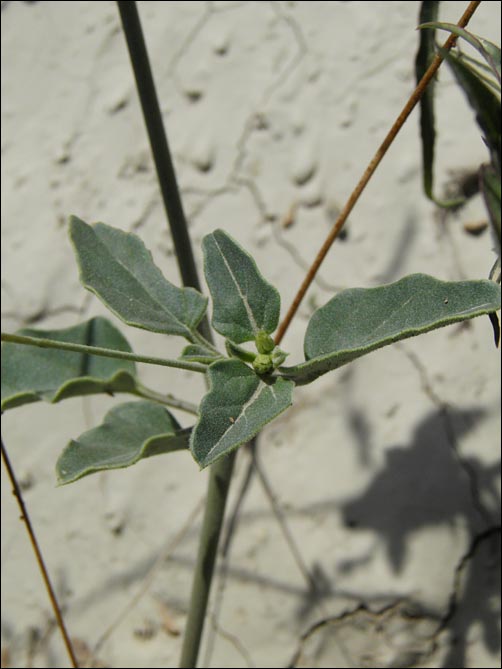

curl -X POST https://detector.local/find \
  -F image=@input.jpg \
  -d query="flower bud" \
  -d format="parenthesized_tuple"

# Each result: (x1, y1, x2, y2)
(271, 347, 288, 367)
(253, 353, 273, 375)
(255, 330, 275, 354)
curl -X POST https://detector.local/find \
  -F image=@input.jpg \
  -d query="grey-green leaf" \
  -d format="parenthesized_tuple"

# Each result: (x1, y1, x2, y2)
(69, 216, 207, 339)
(225, 339, 257, 363)
(202, 229, 280, 343)
(56, 401, 190, 484)
(190, 359, 294, 468)
(179, 344, 222, 364)
(1, 317, 139, 411)
(280, 274, 501, 385)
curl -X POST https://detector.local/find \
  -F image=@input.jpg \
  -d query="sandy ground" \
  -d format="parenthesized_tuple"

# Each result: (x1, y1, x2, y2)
(1, 1, 500, 667)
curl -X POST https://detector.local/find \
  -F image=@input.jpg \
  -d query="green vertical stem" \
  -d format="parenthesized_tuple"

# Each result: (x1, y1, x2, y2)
(117, 0, 212, 343)
(117, 3, 236, 666)
(179, 453, 235, 668)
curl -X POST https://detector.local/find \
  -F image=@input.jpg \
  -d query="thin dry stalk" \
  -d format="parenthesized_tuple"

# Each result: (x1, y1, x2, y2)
(275, 0, 482, 345)
(1, 438, 79, 668)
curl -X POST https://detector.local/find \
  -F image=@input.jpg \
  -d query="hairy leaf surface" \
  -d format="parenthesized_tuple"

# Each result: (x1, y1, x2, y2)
(57, 401, 190, 484)
(190, 359, 293, 468)
(1, 317, 138, 411)
(70, 217, 207, 339)
(202, 230, 280, 343)
(179, 344, 222, 364)
(280, 274, 501, 385)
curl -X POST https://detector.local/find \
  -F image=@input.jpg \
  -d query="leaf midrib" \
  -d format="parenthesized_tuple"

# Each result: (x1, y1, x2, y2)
(292, 297, 499, 377)
(212, 234, 259, 335)
(203, 378, 274, 462)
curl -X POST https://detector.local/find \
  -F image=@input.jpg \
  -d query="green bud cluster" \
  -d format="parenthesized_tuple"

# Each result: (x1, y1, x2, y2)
(252, 331, 289, 375)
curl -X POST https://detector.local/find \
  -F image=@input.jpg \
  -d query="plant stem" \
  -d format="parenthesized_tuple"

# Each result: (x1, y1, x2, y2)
(1, 437, 79, 668)
(134, 381, 199, 415)
(275, 0, 482, 345)
(201, 440, 257, 666)
(179, 452, 235, 668)
(0, 332, 207, 374)
(117, 0, 213, 344)
(118, 5, 236, 667)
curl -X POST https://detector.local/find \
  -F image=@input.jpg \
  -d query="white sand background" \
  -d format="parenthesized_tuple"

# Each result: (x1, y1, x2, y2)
(1, 1, 500, 667)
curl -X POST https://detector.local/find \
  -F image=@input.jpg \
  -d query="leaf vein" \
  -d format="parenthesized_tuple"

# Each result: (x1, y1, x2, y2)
(204, 381, 267, 460)
(212, 236, 259, 335)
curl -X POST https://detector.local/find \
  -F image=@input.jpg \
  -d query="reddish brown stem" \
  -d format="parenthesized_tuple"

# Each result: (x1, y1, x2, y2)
(275, 0, 482, 346)
(1, 437, 79, 668)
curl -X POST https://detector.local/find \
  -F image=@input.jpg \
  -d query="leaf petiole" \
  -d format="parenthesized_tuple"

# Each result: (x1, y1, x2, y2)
(133, 381, 199, 415)
(1, 332, 208, 374)
(190, 329, 223, 356)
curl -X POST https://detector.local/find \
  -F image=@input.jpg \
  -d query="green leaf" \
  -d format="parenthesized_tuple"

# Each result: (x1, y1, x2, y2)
(415, 2, 443, 204)
(225, 339, 257, 363)
(453, 52, 502, 97)
(69, 216, 208, 339)
(480, 163, 502, 343)
(1, 317, 139, 411)
(440, 49, 501, 170)
(420, 22, 501, 85)
(179, 344, 222, 364)
(190, 359, 294, 468)
(56, 401, 190, 484)
(202, 229, 280, 343)
(416, 13, 501, 207)
(488, 311, 501, 347)
(280, 274, 501, 385)
(480, 163, 501, 253)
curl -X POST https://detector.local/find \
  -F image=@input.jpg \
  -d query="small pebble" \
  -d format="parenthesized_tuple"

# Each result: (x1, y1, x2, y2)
(463, 220, 488, 236)
(299, 183, 323, 208)
(190, 137, 216, 173)
(290, 145, 317, 186)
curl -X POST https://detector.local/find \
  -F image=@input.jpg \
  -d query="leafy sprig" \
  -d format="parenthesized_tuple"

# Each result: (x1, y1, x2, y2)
(1, 218, 500, 479)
